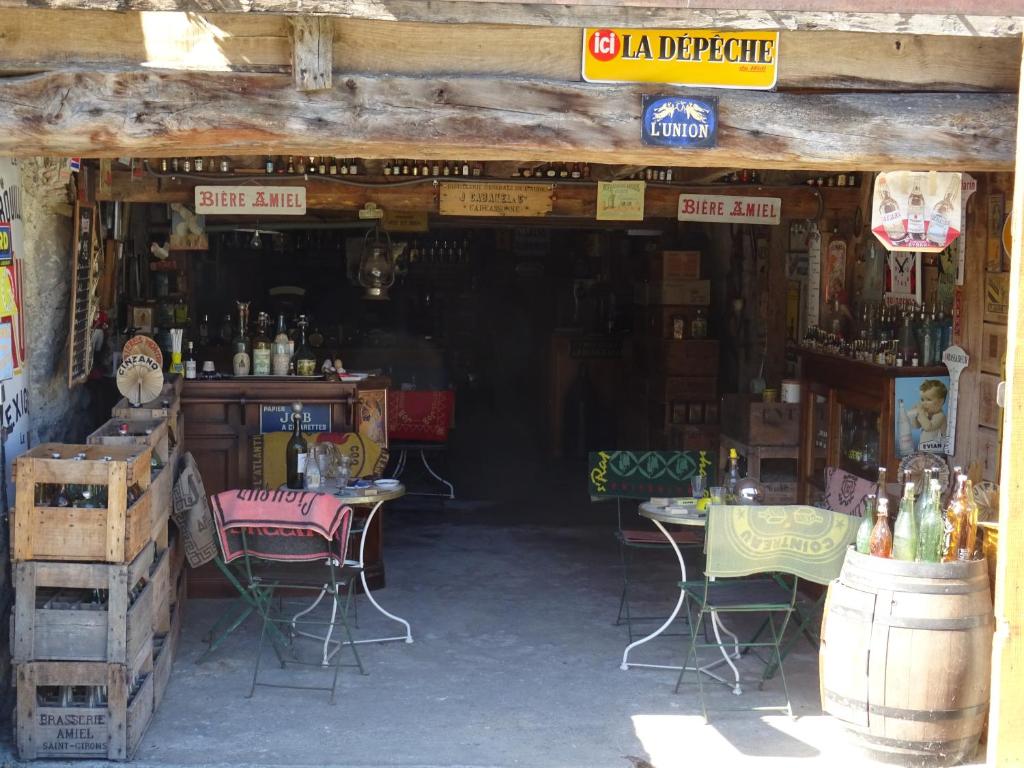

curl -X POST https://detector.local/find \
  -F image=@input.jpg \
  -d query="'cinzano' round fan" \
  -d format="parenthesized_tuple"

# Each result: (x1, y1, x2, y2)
(117, 353, 164, 406)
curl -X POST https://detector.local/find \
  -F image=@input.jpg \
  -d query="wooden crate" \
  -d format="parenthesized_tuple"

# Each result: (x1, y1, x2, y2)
(633, 279, 711, 306)
(153, 570, 185, 711)
(720, 394, 800, 446)
(14, 444, 154, 564)
(648, 250, 701, 281)
(149, 546, 170, 636)
(15, 642, 154, 760)
(110, 376, 182, 421)
(167, 525, 185, 599)
(87, 417, 170, 465)
(13, 543, 156, 665)
(148, 445, 178, 552)
(666, 424, 720, 452)
(636, 339, 719, 377)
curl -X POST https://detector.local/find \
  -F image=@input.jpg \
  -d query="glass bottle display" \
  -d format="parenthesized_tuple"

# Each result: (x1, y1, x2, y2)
(869, 497, 893, 558)
(892, 476, 917, 561)
(184, 341, 197, 380)
(292, 315, 317, 377)
(906, 177, 926, 238)
(271, 313, 291, 376)
(251, 312, 272, 376)
(927, 176, 959, 246)
(285, 410, 307, 490)
(958, 475, 979, 561)
(856, 494, 877, 555)
(231, 301, 251, 376)
(916, 478, 944, 563)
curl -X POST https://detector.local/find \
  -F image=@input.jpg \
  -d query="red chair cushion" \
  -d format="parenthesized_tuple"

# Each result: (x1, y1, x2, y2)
(387, 390, 454, 442)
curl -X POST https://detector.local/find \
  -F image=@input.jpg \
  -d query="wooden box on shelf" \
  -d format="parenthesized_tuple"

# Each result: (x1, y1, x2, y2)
(88, 417, 170, 465)
(720, 394, 800, 446)
(12, 543, 157, 665)
(13, 444, 154, 564)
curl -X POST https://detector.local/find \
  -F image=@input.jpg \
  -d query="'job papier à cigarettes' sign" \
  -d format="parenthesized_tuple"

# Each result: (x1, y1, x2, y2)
(195, 186, 307, 215)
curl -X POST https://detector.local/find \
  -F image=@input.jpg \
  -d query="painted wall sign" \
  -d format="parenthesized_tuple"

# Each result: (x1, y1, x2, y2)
(872, 171, 962, 252)
(0, 223, 11, 267)
(596, 181, 646, 221)
(941, 345, 968, 456)
(677, 193, 781, 225)
(985, 272, 1010, 323)
(582, 28, 778, 89)
(0, 158, 28, 508)
(259, 403, 331, 434)
(640, 95, 717, 148)
(439, 182, 553, 217)
(894, 374, 951, 457)
(194, 186, 307, 216)
(383, 210, 430, 232)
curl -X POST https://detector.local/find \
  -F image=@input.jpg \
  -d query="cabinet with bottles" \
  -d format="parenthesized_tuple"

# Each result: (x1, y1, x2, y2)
(797, 349, 947, 502)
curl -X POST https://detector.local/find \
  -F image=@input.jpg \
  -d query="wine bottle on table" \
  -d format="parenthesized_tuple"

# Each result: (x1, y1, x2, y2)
(286, 408, 308, 490)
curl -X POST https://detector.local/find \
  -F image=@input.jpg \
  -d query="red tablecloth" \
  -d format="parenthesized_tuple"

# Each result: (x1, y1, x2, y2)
(387, 390, 454, 442)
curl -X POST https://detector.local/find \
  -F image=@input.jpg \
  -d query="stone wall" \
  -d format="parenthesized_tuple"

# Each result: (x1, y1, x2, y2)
(19, 157, 89, 444)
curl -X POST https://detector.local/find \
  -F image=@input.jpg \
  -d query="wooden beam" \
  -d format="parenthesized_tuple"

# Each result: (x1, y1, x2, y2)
(0, 70, 1014, 170)
(0, 1, 1018, 37)
(0, 11, 1018, 92)
(98, 169, 859, 221)
(988, 32, 1024, 768)
(289, 16, 332, 90)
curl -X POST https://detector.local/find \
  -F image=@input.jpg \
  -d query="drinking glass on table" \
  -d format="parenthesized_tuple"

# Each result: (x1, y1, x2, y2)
(709, 486, 726, 504)
(691, 474, 706, 498)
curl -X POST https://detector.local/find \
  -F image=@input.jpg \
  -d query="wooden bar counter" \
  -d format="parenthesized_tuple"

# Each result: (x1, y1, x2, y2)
(181, 376, 390, 597)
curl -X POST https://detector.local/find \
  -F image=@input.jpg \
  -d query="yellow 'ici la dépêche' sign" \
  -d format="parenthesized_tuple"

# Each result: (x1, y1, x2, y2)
(582, 28, 779, 90)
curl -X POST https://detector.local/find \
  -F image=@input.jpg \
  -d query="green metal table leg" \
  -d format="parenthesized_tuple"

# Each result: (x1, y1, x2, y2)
(197, 558, 287, 662)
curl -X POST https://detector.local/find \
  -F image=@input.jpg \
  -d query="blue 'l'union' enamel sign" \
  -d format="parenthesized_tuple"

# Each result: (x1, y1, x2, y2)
(641, 95, 718, 148)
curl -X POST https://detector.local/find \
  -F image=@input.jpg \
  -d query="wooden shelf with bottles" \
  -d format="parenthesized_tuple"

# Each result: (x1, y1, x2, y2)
(797, 349, 948, 503)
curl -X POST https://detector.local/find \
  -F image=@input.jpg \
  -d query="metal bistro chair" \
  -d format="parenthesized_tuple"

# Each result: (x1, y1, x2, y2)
(588, 451, 709, 642)
(212, 494, 366, 704)
(675, 504, 857, 720)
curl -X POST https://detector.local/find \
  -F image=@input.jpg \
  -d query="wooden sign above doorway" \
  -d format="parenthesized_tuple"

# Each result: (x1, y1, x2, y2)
(677, 193, 781, 225)
(439, 182, 553, 217)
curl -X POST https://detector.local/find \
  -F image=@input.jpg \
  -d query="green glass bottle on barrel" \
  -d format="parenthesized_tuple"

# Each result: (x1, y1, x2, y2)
(855, 495, 876, 555)
(892, 476, 918, 561)
(916, 478, 944, 563)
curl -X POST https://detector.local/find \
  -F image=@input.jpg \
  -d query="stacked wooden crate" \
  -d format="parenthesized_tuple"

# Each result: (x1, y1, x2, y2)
(719, 394, 801, 503)
(629, 250, 720, 452)
(12, 376, 184, 761)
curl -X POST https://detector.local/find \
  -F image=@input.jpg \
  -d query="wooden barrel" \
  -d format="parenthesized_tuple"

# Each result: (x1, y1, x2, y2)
(820, 549, 993, 766)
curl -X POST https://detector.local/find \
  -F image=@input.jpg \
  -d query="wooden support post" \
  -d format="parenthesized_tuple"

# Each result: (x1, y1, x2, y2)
(289, 17, 332, 91)
(988, 32, 1024, 768)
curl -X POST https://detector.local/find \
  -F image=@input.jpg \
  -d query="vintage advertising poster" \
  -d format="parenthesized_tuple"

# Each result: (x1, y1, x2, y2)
(0, 158, 29, 506)
(872, 171, 962, 253)
(894, 375, 951, 457)
(596, 181, 646, 221)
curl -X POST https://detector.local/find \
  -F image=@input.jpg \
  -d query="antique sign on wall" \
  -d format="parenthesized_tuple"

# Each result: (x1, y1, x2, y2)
(439, 182, 553, 217)
(677, 194, 781, 225)
(871, 171, 962, 252)
(596, 181, 646, 221)
(640, 95, 717, 148)
(383, 210, 430, 232)
(259, 403, 331, 434)
(894, 374, 952, 456)
(582, 28, 779, 89)
(194, 186, 307, 215)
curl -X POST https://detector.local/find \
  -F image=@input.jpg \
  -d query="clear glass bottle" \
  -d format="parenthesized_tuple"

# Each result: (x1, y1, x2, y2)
(690, 309, 708, 339)
(856, 494, 877, 555)
(869, 497, 893, 558)
(916, 478, 944, 562)
(231, 301, 251, 376)
(285, 410, 307, 490)
(726, 448, 740, 501)
(184, 341, 197, 380)
(892, 475, 917, 561)
(292, 315, 317, 377)
(271, 313, 291, 376)
(907, 177, 926, 238)
(251, 312, 272, 376)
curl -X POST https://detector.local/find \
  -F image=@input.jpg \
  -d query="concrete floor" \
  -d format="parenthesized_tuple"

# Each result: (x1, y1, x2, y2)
(3, 492, 986, 767)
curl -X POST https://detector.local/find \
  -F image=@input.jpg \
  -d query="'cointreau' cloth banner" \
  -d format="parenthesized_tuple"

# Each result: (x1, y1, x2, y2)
(212, 489, 352, 563)
(706, 505, 858, 584)
(588, 450, 713, 499)
(871, 171, 962, 252)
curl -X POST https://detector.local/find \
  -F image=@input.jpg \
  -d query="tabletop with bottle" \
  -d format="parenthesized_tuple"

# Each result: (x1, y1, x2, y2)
(855, 465, 981, 565)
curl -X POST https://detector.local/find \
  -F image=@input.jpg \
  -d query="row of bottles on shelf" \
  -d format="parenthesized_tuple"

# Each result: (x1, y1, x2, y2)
(514, 162, 592, 180)
(186, 305, 320, 378)
(842, 410, 880, 468)
(855, 466, 980, 563)
(386, 159, 481, 177)
(803, 173, 860, 188)
(404, 237, 473, 267)
(803, 300, 952, 366)
(263, 156, 362, 176)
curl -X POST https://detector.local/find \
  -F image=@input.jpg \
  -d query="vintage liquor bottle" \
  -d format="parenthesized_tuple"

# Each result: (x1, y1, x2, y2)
(292, 315, 317, 377)
(869, 497, 893, 558)
(184, 341, 198, 380)
(906, 177, 927, 238)
(927, 176, 959, 246)
(231, 301, 251, 376)
(285, 409, 308, 490)
(877, 177, 908, 243)
(271, 312, 291, 376)
(252, 312, 272, 376)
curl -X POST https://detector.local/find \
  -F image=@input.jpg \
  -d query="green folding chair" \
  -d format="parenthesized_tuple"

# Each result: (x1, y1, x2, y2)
(674, 504, 857, 721)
